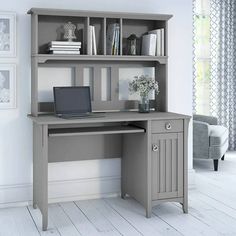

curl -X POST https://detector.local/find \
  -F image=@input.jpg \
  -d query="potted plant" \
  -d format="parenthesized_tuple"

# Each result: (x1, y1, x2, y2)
(129, 75, 159, 113)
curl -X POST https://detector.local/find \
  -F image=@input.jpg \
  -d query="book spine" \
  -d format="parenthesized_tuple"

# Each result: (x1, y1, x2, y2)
(49, 47, 81, 51)
(51, 51, 81, 54)
(150, 34, 156, 56)
(50, 41, 81, 46)
(141, 34, 156, 56)
(112, 26, 117, 55)
(161, 28, 165, 56)
(115, 25, 120, 55)
(88, 26, 93, 55)
(50, 45, 81, 49)
(92, 26, 97, 55)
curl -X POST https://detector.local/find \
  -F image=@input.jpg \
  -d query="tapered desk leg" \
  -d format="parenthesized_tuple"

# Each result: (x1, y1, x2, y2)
(183, 119, 189, 214)
(182, 201, 188, 213)
(146, 206, 152, 218)
(33, 123, 48, 231)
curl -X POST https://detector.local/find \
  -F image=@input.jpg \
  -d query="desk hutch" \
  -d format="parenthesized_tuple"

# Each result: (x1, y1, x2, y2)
(28, 8, 190, 231)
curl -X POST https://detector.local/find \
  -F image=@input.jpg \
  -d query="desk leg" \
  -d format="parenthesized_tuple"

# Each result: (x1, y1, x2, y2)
(146, 207, 152, 218)
(33, 123, 48, 231)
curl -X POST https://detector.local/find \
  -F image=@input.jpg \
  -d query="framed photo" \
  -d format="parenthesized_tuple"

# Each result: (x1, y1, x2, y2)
(0, 64, 16, 109)
(0, 12, 16, 57)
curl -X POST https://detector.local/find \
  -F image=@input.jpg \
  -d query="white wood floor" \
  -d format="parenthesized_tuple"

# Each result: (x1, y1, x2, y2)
(1, 152, 236, 236)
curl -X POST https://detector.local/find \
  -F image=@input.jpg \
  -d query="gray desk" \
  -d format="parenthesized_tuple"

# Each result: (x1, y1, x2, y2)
(29, 111, 190, 231)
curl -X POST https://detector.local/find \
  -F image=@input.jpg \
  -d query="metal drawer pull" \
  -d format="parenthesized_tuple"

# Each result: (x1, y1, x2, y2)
(152, 144, 159, 152)
(165, 123, 172, 130)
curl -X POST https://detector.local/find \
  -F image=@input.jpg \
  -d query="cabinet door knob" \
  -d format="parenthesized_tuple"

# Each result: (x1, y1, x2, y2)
(152, 144, 159, 152)
(165, 123, 172, 130)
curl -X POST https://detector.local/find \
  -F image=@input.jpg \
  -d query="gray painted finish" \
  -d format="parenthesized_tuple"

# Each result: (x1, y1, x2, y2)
(151, 119, 184, 133)
(34, 55, 168, 63)
(28, 8, 173, 21)
(29, 111, 190, 125)
(48, 134, 122, 163)
(31, 113, 190, 230)
(29, 8, 171, 116)
(33, 123, 48, 231)
(29, 8, 189, 231)
(151, 133, 184, 200)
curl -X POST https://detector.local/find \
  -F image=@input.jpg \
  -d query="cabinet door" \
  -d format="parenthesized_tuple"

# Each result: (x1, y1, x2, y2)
(151, 133, 183, 200)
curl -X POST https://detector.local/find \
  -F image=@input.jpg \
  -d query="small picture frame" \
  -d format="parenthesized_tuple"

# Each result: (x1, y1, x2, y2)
(0, 12, 16, 57)
(0, 64, 16, 109)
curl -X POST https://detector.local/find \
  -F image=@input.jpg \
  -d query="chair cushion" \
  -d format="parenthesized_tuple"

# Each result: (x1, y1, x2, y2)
(209, 125, 228, 146)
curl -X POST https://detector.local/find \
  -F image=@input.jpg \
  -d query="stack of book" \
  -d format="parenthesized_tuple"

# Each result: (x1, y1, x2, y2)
(141, 28, 165, 56)
(87, 25, 97, 55)
(106, 23, 120, 55)
(48, 41, 81, 55)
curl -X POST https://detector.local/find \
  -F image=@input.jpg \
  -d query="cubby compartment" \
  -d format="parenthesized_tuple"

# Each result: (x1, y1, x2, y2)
(38, 15, 87, 54)
(29, 8, 172, 116)
(106, 18, 122, 55)
(122, 19, 166, 56)
(88, 17, 105, 55)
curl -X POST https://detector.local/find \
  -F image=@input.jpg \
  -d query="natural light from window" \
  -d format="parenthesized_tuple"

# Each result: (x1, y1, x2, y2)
(193, 0, 210, 115)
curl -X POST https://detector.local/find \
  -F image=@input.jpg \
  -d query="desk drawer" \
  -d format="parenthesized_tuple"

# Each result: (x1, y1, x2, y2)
(152, 120, 183, 133)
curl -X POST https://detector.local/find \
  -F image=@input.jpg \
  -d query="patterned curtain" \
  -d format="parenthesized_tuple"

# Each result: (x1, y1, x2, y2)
(210, 0, 236, 150)
(192, 0, 197, 114)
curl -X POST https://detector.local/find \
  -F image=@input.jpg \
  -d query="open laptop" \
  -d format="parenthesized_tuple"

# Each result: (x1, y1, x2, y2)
(53, 86, 104, 119)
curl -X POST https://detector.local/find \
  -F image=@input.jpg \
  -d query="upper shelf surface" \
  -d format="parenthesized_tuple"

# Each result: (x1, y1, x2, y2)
(33, 54, 168, 64)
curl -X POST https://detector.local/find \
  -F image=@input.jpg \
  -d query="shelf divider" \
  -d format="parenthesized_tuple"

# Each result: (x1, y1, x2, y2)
(120, 18, 123, 56)
(103, 17, 106, 55)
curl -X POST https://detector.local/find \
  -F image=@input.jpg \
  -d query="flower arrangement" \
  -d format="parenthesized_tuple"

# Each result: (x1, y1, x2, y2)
(129, 75, 159, 98)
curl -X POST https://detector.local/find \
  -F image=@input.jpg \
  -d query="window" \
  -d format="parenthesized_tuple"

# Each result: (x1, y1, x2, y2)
(193, 0, 211, 115)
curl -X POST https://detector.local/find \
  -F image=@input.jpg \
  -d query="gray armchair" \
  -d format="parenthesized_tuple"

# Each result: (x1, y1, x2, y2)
(193, 115, 229, 171)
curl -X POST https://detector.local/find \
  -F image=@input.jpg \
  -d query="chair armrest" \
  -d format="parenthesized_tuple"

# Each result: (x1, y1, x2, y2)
(193, 120, 210, 159)
(193, 114, 218, 125)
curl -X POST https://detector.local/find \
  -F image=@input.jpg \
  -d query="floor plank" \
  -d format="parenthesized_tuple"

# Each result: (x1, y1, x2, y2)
(75, 200, 122, 236)
(28, 206, 61, 236)
(106, 197, 182, 236)
(186, 196, 236, 235)
(190, 191, 236, 221)
(0, 207, 40, 236)
(152, 203, 218, 236)
(60, 201, 111, 236)
(87, 199, 142, 236)
(48, 203, 80, 236)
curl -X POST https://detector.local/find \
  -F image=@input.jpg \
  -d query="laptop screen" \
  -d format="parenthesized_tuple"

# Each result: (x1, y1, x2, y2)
(53, 86, 92, 115)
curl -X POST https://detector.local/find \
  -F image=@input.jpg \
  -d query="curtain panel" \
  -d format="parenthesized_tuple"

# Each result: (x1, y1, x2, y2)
(210, 0, 236, 150)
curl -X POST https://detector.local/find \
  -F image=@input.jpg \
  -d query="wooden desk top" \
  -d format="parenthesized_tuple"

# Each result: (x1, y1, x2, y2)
(28, 111, 191, 125)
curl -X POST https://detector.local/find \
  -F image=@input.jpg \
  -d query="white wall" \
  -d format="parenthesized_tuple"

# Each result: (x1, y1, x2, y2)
(0, 0, 193, 205)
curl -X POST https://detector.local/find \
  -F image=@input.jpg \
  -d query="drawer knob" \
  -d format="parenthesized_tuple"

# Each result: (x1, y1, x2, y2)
(152, 144, 159, 152)
(165, 123, 172, 130)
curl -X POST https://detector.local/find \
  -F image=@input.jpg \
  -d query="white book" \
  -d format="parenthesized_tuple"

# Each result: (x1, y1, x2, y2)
(115, 25, 120, 55)
(148, 29, 161, 56)
(51, 51, 80, 55)
(161, 28, 165, 56)
(49, 47, 81, 51)
(87, 26, 93, 55)
(113, 26, 118, 55)
(50, 41, 81, 46)
(141, 34, 156, 56)
(51, 51, 81, 54)
(92, 26, 97, 55)
(50, 45, 81, 49)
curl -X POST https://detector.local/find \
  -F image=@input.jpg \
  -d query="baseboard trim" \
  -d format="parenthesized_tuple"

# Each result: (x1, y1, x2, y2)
(0, 175, 121, 208)
(188, 168, 196, 190)
(0, 169, 196, 208)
